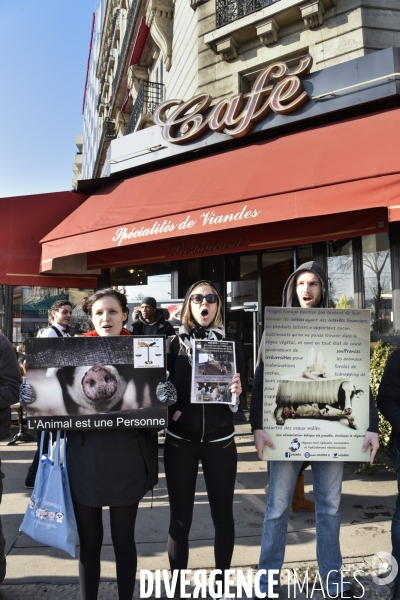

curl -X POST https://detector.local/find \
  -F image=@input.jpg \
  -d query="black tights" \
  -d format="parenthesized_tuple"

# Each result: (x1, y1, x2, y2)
(164, 435, 237, 590)
(73, 501, 139, 600)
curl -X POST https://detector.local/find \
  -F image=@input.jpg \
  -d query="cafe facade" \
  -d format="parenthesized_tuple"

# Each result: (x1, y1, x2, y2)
(2, 48, 400, 388)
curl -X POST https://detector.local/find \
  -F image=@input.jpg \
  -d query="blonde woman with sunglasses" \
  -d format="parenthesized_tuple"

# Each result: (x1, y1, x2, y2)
(164, 280, 245, 598)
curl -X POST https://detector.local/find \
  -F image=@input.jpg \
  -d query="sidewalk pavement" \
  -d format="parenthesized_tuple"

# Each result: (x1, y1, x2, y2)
(0, 418, 397, 599)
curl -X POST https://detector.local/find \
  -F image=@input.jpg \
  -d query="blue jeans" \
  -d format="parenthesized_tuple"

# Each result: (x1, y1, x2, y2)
(392, 451, 400, 582)
(257, 460, 345, 596)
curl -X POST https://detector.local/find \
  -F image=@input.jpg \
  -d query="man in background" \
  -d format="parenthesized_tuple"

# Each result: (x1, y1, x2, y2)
(25, 300, 72, 488)
(0, 332, 21, 583)
(37, 300, 72, 338)
(131, 297, 175, 336)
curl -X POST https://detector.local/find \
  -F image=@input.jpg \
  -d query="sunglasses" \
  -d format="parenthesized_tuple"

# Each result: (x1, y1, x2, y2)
(190, 293, 218, 304)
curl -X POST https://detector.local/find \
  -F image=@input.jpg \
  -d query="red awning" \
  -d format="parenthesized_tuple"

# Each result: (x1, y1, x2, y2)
(40, 109, 400, 271)
(0, 191, 99, 286)
(87, 207, 388, 268)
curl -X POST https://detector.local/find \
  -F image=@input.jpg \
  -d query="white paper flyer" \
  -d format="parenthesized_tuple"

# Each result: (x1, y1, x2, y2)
(191, 339, 236, 405)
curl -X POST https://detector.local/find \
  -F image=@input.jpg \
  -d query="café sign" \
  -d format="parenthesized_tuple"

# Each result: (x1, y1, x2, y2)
(154, 54, 313, 144)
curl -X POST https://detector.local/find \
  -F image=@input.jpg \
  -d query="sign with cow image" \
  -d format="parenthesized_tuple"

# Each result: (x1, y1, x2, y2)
(25, 336, 167, 430)
(262, 307, 370, 461)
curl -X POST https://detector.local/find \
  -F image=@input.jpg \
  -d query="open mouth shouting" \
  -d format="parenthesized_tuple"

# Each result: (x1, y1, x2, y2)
(301, 295, 314, 307)
(190, 286, 218, 328)
(199, 307, 210, 324)
(295, 271, 322, 309)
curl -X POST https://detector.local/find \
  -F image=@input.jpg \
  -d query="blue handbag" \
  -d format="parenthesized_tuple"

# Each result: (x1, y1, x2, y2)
(20, 431, 77, 557)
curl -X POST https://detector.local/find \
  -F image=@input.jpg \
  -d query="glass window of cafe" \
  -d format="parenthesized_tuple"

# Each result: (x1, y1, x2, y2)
(12, 286, 95, 344)
(362, 233, 393, 333)
(327, 239, 354, 308)
(110, 262, 173, 330)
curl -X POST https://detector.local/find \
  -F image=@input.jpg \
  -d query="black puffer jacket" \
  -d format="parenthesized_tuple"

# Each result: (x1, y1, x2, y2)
(0, 333, 20, 441)
(131, 308, 175, 337)
(166, 335, 246, 442)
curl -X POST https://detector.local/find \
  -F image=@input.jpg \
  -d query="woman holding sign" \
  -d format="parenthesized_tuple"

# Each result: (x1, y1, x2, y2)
(67, 288, 162, 600)
(164, 280, 245, 597)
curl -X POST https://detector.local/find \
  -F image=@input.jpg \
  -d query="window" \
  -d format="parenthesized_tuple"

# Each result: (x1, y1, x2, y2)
(150, 55, 164, 86)
(327, 239, 354, 309)
(12, 286, 95, 342)
(362, 233, 393, 333)
(110, 263, 172, 298)
(262, 250, 293, 307)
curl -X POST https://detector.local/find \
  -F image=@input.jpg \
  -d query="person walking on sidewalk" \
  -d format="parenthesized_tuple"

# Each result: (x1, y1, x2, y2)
(164, 280, 245, 598)
(250, 261, 380, 599)
(377, 348, 400, 600)
(0, 332, 21, 583)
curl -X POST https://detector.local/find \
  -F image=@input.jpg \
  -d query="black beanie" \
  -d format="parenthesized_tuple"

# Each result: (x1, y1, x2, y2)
(141, 297, 157, 308)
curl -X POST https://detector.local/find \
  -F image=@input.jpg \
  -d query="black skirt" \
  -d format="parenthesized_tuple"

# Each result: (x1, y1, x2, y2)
(66, 428, 158, 507)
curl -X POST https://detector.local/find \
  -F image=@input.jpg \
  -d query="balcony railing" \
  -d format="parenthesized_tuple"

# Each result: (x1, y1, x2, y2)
(216, 0, 281, 28)
(124, 81, 165, 136)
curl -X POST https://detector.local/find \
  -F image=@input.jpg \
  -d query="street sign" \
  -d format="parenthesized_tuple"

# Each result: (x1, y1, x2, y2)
(243, 302, 258, 312)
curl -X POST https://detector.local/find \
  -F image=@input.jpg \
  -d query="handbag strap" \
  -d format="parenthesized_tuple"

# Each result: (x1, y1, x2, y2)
(39, 430, 52, 458)
(53, 431, 61, 467)
(39, 430, 67, 467)
(62, 431, 68, 469)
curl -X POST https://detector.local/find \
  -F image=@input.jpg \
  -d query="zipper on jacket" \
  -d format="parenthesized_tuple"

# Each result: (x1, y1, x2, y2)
(201, 405, 205, 442)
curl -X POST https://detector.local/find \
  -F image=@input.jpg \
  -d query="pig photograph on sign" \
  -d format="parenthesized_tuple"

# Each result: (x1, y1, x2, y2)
(25, 336, 168, 431)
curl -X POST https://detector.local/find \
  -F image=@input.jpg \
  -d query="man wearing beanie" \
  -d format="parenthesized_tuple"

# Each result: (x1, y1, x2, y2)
(131, 297, 176, 336)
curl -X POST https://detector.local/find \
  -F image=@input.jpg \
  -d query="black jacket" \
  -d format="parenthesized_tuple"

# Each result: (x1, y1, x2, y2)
(166, 335, 246, 442)
(377, 349, 400, 449)
(250, 262, 379, 433)
(131, 308, 175, 337)
(0, 333, 21, 441)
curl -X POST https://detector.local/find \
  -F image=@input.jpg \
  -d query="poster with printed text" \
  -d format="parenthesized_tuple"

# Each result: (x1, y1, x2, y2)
(262, 307, 370, 461)
(25, 336, 167, 431)
(191, 340, 236, 405)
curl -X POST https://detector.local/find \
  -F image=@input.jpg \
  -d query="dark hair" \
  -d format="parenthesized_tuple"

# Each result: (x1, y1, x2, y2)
(50, 300, 72, 313)
(81, 288, 129, 324)
(181, 280, 223, 331)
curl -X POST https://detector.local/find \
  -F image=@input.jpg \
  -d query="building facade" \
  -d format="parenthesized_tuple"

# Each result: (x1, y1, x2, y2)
(2, 1, 400, 399)
(79, 0, 400, 177)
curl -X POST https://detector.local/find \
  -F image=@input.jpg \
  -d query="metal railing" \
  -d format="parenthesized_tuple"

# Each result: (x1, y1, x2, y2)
(216, 0, 280, 28)
(124, 81, 165, 136)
